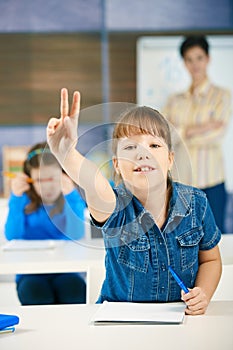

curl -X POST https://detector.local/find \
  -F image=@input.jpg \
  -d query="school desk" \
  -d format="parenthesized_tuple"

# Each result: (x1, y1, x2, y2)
(0, 234, 232, 304)
(0, 301, 232, 350)
(0, 239, 105, 304)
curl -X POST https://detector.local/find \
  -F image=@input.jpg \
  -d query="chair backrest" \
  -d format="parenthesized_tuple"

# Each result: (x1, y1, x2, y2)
(2, 145, 30, 197)
(86, 264, 106, 304)
(212, 264, 233, 301)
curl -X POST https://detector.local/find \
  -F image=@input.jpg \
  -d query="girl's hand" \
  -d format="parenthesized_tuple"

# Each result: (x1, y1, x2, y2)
(181, 287, 209, 315)
(11, 173, 31, 196)
(61, 173, 75, 195)
(47, 88, 80, 163)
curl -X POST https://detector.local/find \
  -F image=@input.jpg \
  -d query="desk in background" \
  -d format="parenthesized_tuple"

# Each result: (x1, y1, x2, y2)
(0, 239, 105, 304)
(0, 234, 233, 304)
(0, 301, 233, 350)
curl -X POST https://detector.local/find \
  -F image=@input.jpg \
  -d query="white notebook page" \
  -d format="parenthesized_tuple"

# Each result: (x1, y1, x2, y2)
(91, 301, 186, 325)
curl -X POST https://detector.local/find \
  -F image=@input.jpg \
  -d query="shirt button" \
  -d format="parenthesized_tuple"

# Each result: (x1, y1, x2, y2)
(161, 263, 166, 271)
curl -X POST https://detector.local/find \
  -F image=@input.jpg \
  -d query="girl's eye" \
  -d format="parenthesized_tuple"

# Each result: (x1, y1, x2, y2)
(124, 145, 136, 151)
(150, 143, 160, 148)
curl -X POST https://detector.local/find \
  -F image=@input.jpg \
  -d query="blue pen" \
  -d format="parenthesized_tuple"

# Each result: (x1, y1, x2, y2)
(0, 326, 15, 334)
(168, 266, 189, 294)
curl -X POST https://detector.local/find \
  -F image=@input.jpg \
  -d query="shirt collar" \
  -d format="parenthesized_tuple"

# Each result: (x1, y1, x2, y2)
(117, 182, 192, 222)
(185, 78, 211, 98)
(168, 182, 192, 219)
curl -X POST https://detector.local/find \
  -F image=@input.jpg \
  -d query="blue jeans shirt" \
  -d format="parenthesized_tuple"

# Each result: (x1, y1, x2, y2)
(92, 182, 221, 303)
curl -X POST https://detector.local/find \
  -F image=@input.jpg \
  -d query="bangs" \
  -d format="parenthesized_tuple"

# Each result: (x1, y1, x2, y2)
(112, 106, 171, 154)
(115, 115, 159, 138)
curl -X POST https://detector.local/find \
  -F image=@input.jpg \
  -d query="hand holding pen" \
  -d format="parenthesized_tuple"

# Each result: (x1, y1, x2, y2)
(3, 171, 33, 183)
(168, 266, 209, 315)
(181, 286, 209, 315)
(3, 172, 33, 196)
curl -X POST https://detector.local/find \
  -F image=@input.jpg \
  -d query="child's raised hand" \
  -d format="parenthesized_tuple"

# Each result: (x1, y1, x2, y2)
(47, 88, 80, 162)
(181, 287, 209, 315)
(11, 173, 31, 197)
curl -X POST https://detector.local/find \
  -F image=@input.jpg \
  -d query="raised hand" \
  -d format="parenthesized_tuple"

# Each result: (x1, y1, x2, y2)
(47, 88, 80, 163)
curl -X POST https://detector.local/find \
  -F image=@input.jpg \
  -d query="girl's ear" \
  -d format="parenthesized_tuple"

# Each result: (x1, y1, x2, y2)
(168, 151, 174, 171)
(112, 156, 119, 174)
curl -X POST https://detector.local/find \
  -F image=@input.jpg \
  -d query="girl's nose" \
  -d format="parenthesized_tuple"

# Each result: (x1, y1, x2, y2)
(136, 147, 150, 160)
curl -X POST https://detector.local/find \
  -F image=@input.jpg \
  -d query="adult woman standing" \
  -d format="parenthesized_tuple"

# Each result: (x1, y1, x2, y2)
(163, 35, 231, 233)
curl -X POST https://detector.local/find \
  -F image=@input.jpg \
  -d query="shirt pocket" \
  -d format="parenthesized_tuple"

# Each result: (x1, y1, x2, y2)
(177, 227, 204, 271)
(118, 231, 150, 273)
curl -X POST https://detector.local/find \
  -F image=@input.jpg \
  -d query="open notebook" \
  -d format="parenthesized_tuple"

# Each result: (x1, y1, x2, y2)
(91, 301, 186, 325)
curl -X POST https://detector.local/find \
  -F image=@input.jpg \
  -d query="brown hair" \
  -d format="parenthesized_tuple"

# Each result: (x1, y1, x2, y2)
(23, 141, 64, 216)
(112, 105, 173, 187)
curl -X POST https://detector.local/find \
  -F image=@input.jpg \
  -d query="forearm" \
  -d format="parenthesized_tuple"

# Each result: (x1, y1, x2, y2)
(182, 245, 222, 315)
(61, 148, 115, 221)
(61, 148, 108, 197)
(185, 120, 225, 143)
(195, 258, 222, 301)
(185, 91, 231, 144)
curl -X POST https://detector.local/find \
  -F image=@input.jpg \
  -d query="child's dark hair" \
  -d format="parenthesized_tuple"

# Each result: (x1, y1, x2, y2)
(180, 35, 209, 57)
(23, 141, 64, 216)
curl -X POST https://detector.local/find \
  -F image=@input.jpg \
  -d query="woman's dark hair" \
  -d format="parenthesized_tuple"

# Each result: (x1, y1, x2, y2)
(23, 141, 64, 216)
(180, 35, 209, 57)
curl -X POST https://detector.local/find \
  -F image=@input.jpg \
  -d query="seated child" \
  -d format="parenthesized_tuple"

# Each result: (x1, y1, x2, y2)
(4, 142, 87, 305)
(47, 88, 222, 315)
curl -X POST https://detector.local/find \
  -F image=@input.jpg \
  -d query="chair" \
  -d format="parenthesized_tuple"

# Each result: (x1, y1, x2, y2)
(2, 145, 30, 197)
(212, 264, 233, 301)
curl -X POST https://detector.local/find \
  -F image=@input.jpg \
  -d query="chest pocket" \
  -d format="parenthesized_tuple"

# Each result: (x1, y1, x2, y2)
(118, 231, 150, 273)
(177, 227, 204, 271)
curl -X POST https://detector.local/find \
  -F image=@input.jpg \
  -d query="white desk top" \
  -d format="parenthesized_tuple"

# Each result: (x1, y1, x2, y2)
(0, 239, 105, 274)
(0, 234, 232, 275)
(0, 301, 232, 350)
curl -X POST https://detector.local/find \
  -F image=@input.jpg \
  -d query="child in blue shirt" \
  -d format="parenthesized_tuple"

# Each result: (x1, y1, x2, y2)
(4, 142, 86, 305)
(47, 88, 222, 315)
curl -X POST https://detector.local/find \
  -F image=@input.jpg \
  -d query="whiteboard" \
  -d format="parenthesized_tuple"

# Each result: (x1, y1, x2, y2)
(137, 35, 233, 191)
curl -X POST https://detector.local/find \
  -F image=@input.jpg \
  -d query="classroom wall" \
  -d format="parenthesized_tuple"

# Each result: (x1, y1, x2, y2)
(0, 0, 232, 32)
(0, 0, 232, 230)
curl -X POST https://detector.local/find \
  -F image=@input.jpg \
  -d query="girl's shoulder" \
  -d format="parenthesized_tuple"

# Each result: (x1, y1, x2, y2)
(171, 182, 208, 219)
(173, 181, 207, 200)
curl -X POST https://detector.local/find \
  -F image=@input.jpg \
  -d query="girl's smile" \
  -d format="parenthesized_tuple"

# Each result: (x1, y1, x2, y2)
(133, 165, 156, 173)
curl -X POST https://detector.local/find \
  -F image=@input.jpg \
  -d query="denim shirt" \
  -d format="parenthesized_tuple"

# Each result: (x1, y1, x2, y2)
(93, 182, 221, 303)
